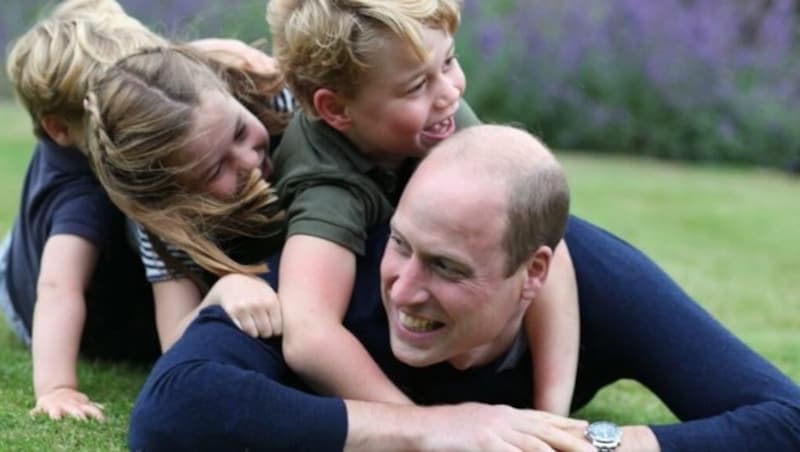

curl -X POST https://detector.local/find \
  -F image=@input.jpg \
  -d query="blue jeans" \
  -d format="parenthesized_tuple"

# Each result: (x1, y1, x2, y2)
(0, 230, 31, 346)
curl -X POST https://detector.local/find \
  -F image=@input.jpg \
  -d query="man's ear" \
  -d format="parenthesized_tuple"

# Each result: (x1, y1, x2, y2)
(40, 115, 76, 147)
(520, 245, 553, 303)
(313, 88, 352, 132)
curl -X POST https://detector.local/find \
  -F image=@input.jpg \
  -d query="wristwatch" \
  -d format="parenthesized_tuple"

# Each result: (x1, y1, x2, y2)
(585, 421, 622, 451)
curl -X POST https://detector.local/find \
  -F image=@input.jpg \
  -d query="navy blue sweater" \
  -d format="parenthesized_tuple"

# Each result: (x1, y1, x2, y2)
(129, 216, 800, 451)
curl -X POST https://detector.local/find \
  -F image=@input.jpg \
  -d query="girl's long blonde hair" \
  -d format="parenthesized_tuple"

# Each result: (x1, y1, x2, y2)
(84, 45, 289, 276)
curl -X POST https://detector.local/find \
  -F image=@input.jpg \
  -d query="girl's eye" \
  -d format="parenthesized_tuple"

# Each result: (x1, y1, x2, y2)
(207, 164, 222, 182)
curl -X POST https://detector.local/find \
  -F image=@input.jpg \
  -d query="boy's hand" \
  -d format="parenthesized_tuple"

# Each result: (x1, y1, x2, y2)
(31, 387, 104, 421)
(212, 274, 282, 339)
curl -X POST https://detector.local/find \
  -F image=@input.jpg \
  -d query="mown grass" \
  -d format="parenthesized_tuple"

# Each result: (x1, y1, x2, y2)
(0, 101, 797, 447)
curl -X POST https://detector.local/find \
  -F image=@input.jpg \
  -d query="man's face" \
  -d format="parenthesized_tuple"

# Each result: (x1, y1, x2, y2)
(380, 161, 531, 369)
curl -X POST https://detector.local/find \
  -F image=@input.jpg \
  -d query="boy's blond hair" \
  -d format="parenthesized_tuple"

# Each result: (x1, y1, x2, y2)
(51, 0, 127, 17)
(84, 46, 287, 277)
(267, 0, 462, 115)
(5, 0, 165, 140)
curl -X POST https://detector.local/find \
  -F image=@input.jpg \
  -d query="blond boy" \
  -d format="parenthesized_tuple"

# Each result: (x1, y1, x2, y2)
(0, 1, 168, 422)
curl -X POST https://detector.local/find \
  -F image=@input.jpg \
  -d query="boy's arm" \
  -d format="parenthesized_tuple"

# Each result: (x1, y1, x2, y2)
(280, 234, 411, 404)
(30, 234, 103, 421)
(525, 239, 580, 415)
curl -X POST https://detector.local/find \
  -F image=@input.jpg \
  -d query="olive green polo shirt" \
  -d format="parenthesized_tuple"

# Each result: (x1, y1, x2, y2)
(273, 101, 480, 255)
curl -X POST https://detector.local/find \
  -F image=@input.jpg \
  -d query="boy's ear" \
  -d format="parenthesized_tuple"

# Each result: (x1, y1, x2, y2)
(313, 88, 352, 132)
(40, 115, 76, 147)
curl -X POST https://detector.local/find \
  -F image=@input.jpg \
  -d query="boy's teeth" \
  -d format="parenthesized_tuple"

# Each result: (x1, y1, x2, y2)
(399, 311, 440, 332)
(426, 117, 451, 134)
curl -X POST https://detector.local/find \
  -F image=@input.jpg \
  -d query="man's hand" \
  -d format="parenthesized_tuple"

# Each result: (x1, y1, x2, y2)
(422, 403, 594, 452)
(345, 401, 595, 452)
(31, 387, 104, 421)
(210, 274, 282, 339)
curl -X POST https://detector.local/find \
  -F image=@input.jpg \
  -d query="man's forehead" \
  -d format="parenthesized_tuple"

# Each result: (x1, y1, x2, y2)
(396, 170, 506, 250)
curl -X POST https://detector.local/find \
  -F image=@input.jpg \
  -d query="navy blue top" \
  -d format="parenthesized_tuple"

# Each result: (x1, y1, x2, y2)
(129, 216, 800, 451)
(6, 139, 156, 359)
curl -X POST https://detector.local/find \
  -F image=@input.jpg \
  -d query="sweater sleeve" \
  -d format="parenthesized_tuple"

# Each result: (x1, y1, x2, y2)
(566, 216, 800, 452)
(128, 305, 347, 451)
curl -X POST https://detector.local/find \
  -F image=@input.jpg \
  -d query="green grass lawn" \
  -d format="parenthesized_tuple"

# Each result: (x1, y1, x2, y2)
(0, 101, 798, 449)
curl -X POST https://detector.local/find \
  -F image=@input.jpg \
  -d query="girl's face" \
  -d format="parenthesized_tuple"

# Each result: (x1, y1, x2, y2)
(182, 89, 272, 199)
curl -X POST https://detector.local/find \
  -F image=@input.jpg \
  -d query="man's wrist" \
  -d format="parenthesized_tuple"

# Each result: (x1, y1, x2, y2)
(617, 425, 660, 452)
(344, 400, 423, 452)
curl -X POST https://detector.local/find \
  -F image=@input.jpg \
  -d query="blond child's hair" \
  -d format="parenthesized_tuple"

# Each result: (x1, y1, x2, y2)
(267, 0, 462, 115)
(84, 45, 287, 277)
(51, 0, 127, 17)
(5, 0, 166, 142)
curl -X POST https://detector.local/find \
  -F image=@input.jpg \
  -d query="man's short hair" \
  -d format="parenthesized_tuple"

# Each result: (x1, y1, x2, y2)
(433, 125, 570, 276)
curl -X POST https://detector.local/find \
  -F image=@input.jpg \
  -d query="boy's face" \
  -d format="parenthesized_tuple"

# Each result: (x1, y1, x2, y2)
(339, 26, 466, 167)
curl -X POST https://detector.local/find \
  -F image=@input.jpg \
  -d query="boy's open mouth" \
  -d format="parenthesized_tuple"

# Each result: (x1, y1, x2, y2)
(422, 116, 455, 140)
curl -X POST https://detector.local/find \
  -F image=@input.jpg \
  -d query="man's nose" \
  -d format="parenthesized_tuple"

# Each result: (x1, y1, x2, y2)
(389, 259, 429, 305)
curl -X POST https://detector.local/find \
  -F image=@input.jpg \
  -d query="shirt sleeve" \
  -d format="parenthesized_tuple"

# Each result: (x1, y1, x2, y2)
(49, 189, 118, 248)
(128, 305, 347, 451)
(271, 87, 297, 114)
(135, 224, 203, 283)
(455, 99, 481, 128)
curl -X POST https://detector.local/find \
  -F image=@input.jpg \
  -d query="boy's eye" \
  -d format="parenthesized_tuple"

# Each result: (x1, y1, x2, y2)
(408, 79, 426, 94)
(444, 53, 458, 70)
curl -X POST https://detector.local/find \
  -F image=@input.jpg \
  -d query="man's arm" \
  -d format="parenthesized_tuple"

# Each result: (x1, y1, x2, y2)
(30, 234, 103, 421)
(567, 216, 800, 452)
(129, 305, 595, 451)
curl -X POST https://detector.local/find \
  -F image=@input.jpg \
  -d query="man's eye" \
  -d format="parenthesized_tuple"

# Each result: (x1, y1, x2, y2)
(432, 259, 461, 278)
(390, 234, 410, 253)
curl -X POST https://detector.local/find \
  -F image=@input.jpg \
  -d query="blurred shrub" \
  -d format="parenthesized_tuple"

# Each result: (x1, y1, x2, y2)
(458, 0, 800, 167)
(2, 0, 798, 167)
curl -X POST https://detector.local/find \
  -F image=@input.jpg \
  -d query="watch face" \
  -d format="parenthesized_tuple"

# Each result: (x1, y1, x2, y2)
(587, 421, 621, 444)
